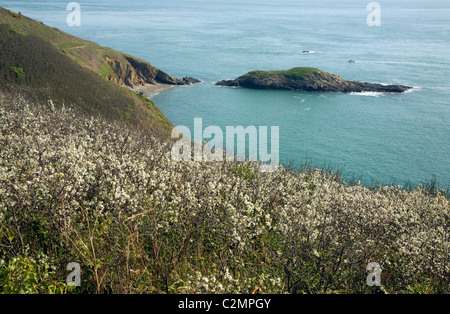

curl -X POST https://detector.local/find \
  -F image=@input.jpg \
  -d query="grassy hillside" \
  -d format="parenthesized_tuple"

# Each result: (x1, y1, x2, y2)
(0, 7, 184, 87)
(0, 15, 173, 138)
(0, 7, 127, 81)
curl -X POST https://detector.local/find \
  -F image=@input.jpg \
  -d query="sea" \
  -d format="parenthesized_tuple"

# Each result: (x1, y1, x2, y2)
(3, 0, 450, 187)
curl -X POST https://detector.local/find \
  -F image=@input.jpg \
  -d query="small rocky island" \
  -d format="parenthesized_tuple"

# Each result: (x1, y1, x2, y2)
(216, 67, 412, 93)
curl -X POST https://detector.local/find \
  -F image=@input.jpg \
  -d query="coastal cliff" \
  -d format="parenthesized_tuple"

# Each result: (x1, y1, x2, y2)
(104, 54, 200, 87)
(0, 7, 199, 90)
(216, 67, 412, 93)
(0, 8, 191, 138)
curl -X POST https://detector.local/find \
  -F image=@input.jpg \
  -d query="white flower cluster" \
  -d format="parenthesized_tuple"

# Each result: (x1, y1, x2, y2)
(0, 97, 448, 293)
(180, 268, 283, 294)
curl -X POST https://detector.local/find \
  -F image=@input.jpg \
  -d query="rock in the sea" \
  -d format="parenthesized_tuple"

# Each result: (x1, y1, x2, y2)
(182, 77, 201, 85)
(216, 67, 412, 93)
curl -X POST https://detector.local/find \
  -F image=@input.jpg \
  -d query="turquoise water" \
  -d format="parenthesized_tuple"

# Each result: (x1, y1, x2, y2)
(4, 0, 450, 186)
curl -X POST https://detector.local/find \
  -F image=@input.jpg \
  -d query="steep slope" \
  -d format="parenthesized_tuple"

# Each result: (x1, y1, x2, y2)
(0, 21, 173, 138)
(0, 7, 199, 88)
(217, 67, 412, 93)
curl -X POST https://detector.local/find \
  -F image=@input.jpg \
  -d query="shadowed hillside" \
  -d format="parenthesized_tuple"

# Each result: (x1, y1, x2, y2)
(0, 7, 198, 88)
(0, 18, 174, 138)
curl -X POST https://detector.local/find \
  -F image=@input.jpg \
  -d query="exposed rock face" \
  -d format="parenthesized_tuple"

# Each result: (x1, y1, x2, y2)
(216, 68, 412, 93)
(182, 76, 202, 85)
(105, 55, 200, 88)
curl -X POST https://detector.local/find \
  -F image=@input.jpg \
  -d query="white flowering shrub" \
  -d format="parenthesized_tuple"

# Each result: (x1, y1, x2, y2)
(0, 96, 448, 294)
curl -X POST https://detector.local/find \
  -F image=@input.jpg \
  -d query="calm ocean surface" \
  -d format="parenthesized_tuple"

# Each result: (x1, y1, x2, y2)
(4, 0, 450, 187)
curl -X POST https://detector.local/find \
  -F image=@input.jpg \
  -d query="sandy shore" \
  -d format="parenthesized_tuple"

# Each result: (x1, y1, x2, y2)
(132, 83, 174, 98)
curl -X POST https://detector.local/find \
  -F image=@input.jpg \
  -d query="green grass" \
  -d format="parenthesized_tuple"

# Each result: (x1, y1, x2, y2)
(8, 27, 25, 36)
(55, 42, 85, 51)
(98, 61, 113, 78)
(247, 67, 321, 80)
(232, 165, 257, 181)
(285, 67, 321, 79)
(9, 66, 25, 78)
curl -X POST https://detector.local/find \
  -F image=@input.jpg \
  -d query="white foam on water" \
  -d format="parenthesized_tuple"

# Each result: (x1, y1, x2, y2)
(349, 91, 384, 97)
(404, 86, 421, 93)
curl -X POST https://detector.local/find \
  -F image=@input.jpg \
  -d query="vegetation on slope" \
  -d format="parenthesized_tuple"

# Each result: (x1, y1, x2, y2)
(0, 97, 448, 294)
(0, 23, 172, 138)
(0, 7, 188, 88)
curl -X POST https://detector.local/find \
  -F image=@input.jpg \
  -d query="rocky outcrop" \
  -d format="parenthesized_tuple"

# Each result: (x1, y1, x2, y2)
(181, 76, 202, 85)
(216, 68, 412, 93)
(104, 55, 200, 88)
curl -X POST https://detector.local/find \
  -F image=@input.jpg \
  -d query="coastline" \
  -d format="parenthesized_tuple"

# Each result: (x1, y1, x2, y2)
(132, 83, 175, 98)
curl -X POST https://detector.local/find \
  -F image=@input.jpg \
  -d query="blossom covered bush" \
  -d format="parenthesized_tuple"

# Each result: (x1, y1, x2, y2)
(0, 96, 448, 294)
